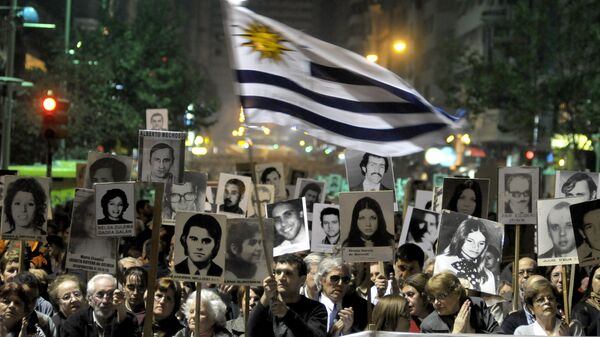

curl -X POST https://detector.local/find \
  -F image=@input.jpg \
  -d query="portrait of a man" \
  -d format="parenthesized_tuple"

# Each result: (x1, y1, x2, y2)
(320, 207, 340, 245)
(163, 172, 206, 221)
(294, 179, 326, 213)
(146, 109, 168, 130)
(144, 142, 174, 183)
(504, 173, 532, 214)
(175, 213, 224, 277)
(219, 179, 245, 215)
(537, 197, 585, 266)
(267, 198, 309, 256)
(349, 152, 393, 192)
(256, 163, 286, 201)
(559, 172, 598, 200)
(570, 199, 600, 266)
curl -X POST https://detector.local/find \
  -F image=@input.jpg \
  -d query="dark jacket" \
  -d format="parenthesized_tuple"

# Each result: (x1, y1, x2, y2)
(247, 296, 327, 337)
(500, 309, 528, 334)
(341, 291, 368, 332)
(148, 314, 183, 337)
(174, 259, 223, 276)
(571, 301, 600, 337)
(61, 306, 140, 337)
(420, 296, 500, 334)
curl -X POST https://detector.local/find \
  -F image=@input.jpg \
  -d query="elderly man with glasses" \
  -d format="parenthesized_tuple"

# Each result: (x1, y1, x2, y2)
(62, 273, 139, 337)
(316, 257, 368, 336)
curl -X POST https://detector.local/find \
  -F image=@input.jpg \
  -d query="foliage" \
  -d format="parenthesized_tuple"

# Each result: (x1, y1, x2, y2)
(443, 1, 600, 145)
(10, 0, 218, 163)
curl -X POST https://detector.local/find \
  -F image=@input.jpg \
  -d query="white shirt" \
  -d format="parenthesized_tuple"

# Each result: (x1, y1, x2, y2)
(319, 293, 341, 331)
(514, 320, 561, 336)
(362, 180, 382, 191)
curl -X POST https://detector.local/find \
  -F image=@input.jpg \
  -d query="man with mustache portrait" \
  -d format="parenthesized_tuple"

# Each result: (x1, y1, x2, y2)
(350, 153, 392, 192)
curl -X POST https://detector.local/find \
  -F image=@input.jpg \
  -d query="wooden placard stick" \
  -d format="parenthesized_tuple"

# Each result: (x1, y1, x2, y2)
(367, 276, 373, 325)
(512, 224, 521, 312)
(562, 265, 570, 323)
(195, 282, 202, 337)
(142, 182, 164, 337)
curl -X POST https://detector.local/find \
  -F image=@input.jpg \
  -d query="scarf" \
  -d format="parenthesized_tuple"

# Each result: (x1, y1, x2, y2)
(451, 257, 485, 291)
(586, 291, 600, 312)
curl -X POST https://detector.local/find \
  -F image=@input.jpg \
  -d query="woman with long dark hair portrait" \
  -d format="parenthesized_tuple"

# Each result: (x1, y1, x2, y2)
(98, 188, 131, 224)
(434, 218, 495, 294)
(447, 179, 483, 217)
(343, 196, 393, 247)
(2, 177, 47, 236)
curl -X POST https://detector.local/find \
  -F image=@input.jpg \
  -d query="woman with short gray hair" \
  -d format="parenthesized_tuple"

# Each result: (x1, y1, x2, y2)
(174, 290, 232, 337)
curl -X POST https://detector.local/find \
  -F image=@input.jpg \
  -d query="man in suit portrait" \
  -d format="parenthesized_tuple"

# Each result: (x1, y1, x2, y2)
(350, 153, 392, 191)
(504, 173, 532, 214)
(175, 213, 223, 277)
(539, 202, 576, 259)
(561, 172, 597, 200)
(320, 207, 340, 245)
(143, 142, 175, 184)
(219, 178, 245, 215)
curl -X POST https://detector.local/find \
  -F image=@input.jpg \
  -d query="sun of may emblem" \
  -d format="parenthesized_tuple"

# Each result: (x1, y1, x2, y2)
(240, 22, 291, 61)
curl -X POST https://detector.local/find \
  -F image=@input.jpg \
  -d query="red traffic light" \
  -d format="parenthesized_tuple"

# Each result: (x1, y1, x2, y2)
(525, 150, 535, 160)
(42, 97, 57, 112)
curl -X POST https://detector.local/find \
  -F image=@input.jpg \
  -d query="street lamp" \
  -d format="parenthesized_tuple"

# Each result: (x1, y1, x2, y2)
(393, 40, 407, 54)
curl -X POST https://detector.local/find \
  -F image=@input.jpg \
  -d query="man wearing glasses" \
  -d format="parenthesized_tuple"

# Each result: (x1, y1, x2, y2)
(505, 174, 532, 214)
(248, 254, 327, 337)
(62, 274, 139, 337)
(316, 257, 367, 335)
(165, 181, 200, 220)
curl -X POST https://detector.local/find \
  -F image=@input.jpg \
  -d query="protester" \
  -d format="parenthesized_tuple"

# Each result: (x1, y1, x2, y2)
(301, 253, 323, 300)
(146, 277, 183, 337)
(420, 271, 500, 333)
(394, 243, 425, 284)
(571, 264, 600, 336)
(401, 273, 434, 332)
(515, 278, 581, 335)
(11, 271, 54, 317)
(227, 286, 263, 337)
(0, 283, 56, 337)
(61, 274, 139, 337)
(370, 294, 411, 332)
(48, 274, 87, 335)
(315, 257, 367, 335)
(122, 266, 147, 325)
(247, 254, 327, 337)
(500, 274, 545, 334)
(0, 250, 19, 284)
(175, 289, 232, 337)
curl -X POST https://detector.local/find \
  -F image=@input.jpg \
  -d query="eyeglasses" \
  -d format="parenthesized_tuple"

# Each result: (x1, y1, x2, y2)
(94, 291, 114, 300)
(428, 292, 449, 303)
(60, 291, 83, 302)
(509, 191, 530, 198)
(518, 268, 536, 276)
(169, 192, 196, 203)
(328, 275, 351, 285)
(154, 293, 174, 303)
(534, 295, 556, 305)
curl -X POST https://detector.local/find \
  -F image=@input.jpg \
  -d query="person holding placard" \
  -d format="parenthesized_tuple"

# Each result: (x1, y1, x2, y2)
(342, 196, 394, 247)
(571, 264, 600, 336)
(146, 278, 183, 337)
(0, 283, 56, 337)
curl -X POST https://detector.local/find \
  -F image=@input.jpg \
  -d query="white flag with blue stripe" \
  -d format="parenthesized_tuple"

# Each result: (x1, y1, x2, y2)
(225, 3, 459, 157)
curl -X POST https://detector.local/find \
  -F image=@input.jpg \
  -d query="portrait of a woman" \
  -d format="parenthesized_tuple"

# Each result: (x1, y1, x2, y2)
(98, 188, 132, 224)
(2, 177, 47, 237)
(434, 218, 496, 294)
(225, 220, 268, 281)
(343, 196, 394, 247)
(446, 179, 483, 217)
(69, 194, 116, 258)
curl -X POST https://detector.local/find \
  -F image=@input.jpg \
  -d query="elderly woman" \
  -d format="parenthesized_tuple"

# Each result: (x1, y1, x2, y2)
(175, 290, 232, 337)
(343, 196, 393, 247)
(434, 218, 496, 293)
(420, 271, 500, 333)
(48, 274, 87, 334)
(145, 277, 183, 337)
(401, 273, 434, 332)
(98, 188, 131, 224)
(571, 264, 600, 336)
(447, 179, 483, 217)
(515, 278, 581, 335)
(370, 294, 411, 331)
(2, 177, 47, 236)
(0, 283, 56, 336)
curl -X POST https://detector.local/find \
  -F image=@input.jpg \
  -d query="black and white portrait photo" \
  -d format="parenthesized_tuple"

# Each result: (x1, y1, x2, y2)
(399, 206, 439, 259)
(433, 210, 503, 295)
(442, 177, 490, 218)
(414, 190, 433, 210)
(310, 203, 340, 253)
(173, 212, 227, 282)
(0, 170, 17, 205)
(498, 167, 539, 224)
(255, 162, 287, 201)
(162, 171, 207, 224)
(293, 178, 326, 214)
(345, 150, 395, 192)
(289, 169, 307, 185)
(1, 176, 50, 241)
(66, 188, 117, 273)
(94, 182, 135, 237)
(146, 108, 168, 130)
(224, 218, 273, 285)
(83, 151, 133, 189)
(537, 197, 585, 266)
(216, 173, 252, 218)
(247, 184, 274, 218)
(267, 198, 310, 256)
(138, 130, 186, 184)
(570, 199, 600, 266)
(340, 191, 395, 262)
(555, 171, 599, 201)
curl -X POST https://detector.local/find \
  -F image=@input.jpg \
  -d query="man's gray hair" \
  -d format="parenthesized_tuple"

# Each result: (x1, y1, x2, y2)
(315, 256, 349, 291)
(304, 253, 324, 268)
(184, 290, 227, 328)
(87, 273, 117, 298)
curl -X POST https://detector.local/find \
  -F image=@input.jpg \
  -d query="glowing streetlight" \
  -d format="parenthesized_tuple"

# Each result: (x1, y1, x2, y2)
(393, 40, 407, 53)
(366, 54, 378, 63)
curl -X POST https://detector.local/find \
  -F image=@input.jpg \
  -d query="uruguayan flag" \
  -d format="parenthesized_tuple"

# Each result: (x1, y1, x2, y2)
(225, 3, 459, 157)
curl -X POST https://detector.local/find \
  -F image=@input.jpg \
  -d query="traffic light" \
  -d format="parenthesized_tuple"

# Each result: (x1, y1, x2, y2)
(41, 90, 70, 139)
